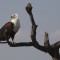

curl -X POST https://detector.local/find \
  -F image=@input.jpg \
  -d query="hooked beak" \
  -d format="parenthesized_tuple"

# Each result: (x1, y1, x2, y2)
(11, 15, 14, 18)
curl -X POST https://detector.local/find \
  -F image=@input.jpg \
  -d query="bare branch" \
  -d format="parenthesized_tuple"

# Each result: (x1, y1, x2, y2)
(7, 41, 33, 47)
(26, 3, 47, 52)
(51, 41, 60, 48)
(44, 32, 50, 47)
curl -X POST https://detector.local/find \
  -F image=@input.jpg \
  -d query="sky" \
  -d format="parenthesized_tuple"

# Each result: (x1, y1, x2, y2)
(0, 0, 60, 60)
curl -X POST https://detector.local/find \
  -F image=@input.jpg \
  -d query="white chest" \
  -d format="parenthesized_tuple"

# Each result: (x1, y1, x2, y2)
(10, 19, 20, 33)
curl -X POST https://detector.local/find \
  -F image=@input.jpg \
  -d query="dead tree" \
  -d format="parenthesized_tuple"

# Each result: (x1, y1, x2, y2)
(4, 3, 60, 60)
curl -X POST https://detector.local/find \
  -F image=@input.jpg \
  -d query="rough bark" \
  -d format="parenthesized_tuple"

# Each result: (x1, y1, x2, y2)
(3, 3, 60, 60)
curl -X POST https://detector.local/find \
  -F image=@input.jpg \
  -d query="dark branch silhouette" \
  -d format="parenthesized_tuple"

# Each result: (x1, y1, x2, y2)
(1, 3, 60, 60)
(7, 41, 33, 47)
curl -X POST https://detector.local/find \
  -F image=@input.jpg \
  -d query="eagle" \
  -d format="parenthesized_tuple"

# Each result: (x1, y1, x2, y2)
(0, 13, 20, 43)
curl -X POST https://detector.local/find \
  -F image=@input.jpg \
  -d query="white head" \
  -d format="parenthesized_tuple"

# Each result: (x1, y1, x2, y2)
(11, 13, 18, 19)
(10, 13, 20, 33)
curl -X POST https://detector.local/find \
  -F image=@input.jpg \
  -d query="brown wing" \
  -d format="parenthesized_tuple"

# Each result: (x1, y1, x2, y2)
(0, 22, 14, 40)
(1, 22, 14, 30)
(1, 22, 14, 36)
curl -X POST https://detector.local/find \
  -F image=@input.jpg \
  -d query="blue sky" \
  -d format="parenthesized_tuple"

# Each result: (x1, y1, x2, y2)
(0, 0, 60, 60)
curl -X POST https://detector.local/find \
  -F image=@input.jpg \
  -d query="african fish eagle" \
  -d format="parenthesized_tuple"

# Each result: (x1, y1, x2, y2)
(0, 13, 20, 43)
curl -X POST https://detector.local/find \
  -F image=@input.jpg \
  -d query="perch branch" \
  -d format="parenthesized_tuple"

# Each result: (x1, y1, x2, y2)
(7, 41, 33, 47)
